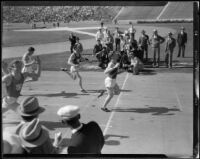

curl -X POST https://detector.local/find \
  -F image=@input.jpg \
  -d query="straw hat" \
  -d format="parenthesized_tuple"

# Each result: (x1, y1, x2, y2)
(18, 96, 44, 117)
(19, 118, 48, 148)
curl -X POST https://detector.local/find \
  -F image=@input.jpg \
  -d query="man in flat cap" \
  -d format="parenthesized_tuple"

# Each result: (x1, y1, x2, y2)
(56, 105, 105, 154)
(177, 26, 187, 58)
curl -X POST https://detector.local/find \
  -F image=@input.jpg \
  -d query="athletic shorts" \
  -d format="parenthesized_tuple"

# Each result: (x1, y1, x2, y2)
(70, 66, 79, 73)
(105, 77, 116, 88)
(2, 96, 19, 112)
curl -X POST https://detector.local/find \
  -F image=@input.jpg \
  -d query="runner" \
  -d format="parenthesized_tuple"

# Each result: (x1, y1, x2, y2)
(60, 48, 86, 93)
(22, 47, 40, 82)
(101, 51, 121, 112)
(2, 59, 41, 114)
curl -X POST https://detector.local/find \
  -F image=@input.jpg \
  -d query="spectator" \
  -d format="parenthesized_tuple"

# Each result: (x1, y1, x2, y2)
(93, 39, 103, 61)
(113, 27, 122, 51)
(103, 27, 109, 44)
(150, 29, 165, 68)
(138, 30, 150, 62)
(129, 48, 144, 75)
(98, 46, 109, 69)
(19, 118, 57, 154)
(3, 131, 24, 154)
(104, 30, 114, 51)
(96, 28, 104, 43)
(165, 32, 176, 68)
(2, 60, 41, 114)
(74, 37, 83, 55)
(56, 105, 105, 154)
(119, 35, 126, 54)
(5, 96, 44, 135)
(128, 22, 136, 39)
(177, 26, 187, 58)
(69, 33, 77, 54)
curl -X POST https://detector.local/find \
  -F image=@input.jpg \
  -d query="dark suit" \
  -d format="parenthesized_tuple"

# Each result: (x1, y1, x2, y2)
(67, 121, 105, 154)
(177, 32, 187, 57)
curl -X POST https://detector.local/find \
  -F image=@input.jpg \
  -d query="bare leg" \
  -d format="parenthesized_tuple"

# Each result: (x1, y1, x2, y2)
(76, 71, 84, 91)
(102, 87, 114, 109)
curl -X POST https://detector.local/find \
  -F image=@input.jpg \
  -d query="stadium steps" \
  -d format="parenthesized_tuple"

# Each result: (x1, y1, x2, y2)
(116, 6, 164, 21)
(158, 2, 193, 20)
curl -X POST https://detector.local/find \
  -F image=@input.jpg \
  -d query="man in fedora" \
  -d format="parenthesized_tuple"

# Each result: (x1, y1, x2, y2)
(12, 96, 45, 135)
(56, 105, 105, 154)
(165, 32, 176, 68)
(19, 118, 57, 154)
(177, 26, 187, 57)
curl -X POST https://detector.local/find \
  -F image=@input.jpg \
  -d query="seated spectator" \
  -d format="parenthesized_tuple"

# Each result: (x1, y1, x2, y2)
(19, 118, 58, 154)
(56, 105, 105, 154)
(129, 49, 144, 75)
(3, 131, 24, 154)
(93, 39, 103, 61)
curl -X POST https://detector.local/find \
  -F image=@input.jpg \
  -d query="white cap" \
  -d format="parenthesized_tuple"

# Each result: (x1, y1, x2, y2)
(57, 105, 80, 120)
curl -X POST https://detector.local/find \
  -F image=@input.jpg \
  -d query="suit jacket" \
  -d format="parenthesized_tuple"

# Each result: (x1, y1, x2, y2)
(177, 32, 187, 45)
(67, 121, 105, 154)
(165, 37, 176, 52)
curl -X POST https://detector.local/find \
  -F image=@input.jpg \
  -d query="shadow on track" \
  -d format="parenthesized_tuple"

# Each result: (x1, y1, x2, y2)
(104, 134, 129, 146)
(111, 106, 180, 116)
(22, 91, 90, 98)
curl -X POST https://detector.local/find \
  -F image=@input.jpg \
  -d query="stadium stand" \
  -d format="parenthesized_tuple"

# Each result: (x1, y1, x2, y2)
(158, 2, 193, 20)
(2, 6, 121, 23)
(116, 6, 164, 20)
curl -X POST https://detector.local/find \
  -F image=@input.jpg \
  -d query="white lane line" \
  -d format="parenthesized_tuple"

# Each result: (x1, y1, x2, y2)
(156, 2, 170, 20)
(103, 73, 129, 135)
(174, 89, 183, 112)
(112, 7, 125, 22)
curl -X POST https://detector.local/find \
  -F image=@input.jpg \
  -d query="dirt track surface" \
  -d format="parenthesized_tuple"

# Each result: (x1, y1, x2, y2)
(3, 70, 193, 157)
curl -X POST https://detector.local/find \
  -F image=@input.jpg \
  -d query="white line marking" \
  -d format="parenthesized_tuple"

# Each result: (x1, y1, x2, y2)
(112, 7, 125, 22)
(174, 90, 183, 112)
(156, 2, 170, 20)
(103, 73, 129, 135)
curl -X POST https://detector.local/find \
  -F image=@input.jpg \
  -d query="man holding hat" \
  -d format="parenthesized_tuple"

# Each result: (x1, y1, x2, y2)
(56, 105, 105, 154)
(165, 32, 176, 68)
(150, 29, 165, 67)
(177, 26, 187, 57)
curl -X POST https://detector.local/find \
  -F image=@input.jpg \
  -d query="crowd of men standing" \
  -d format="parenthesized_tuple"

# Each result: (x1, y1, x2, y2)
(91, 23, 188, 71)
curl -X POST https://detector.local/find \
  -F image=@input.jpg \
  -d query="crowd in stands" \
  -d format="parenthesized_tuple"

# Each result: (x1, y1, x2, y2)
(3, 6, 121, 23)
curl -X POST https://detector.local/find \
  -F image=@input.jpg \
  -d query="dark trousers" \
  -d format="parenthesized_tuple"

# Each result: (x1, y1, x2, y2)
(70, 44, 75, 53)
(153, 47, 160, 66)
(143, 47, 148, 61)
(114, 38, 120, 51)
(177, 44, 185, 57)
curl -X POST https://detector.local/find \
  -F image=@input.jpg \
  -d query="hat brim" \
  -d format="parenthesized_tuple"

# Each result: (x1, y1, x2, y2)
(20, 127, 48, 148)
(18, 106, 45, 117)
